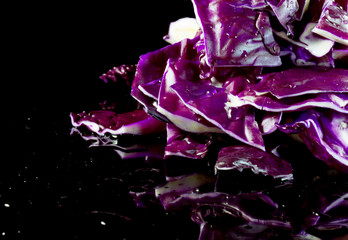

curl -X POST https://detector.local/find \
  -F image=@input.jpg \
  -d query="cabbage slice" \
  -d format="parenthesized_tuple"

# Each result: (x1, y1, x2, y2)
(70, 109, 166, 136)
(192, 0, 281, 67)
(277, 109, 348, 171)
(131, 37, 199, 119)
(157, 59, 223, 133)
(255, 68, 348, 99)
(312, 0, 348, 46)
(171, 78, 265, 150)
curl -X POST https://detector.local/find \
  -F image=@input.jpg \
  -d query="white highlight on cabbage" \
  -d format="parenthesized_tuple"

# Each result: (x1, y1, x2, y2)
(300, 22, 335, 57)
(164, 17, 200, 44)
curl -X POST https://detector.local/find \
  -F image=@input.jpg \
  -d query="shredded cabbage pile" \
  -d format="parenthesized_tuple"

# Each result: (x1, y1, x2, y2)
(71, 0, 348, 238)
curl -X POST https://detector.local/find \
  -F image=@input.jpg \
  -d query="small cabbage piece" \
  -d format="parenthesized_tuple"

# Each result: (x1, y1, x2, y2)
(165, 124, 212, 159)
(255, 68, 348, 99)
(157, 58, 223, 133)
(163, 17, 200, 44)
(267, 0, 299, 36)
(277, 109, 348, 171)
(99, 64, 137, 85)
(138, 79, 161, 101)
(215, 145, 293, 181)
(70, 109, 166, 136)
(260, 112, 283, 135)
(289, 44, 335, 67)
(171, 77, 265, 150)
(256, 11, 282, 56)
(312, 0, 348, 46)
(333, 44, 348, 60)
(296, 0, 311, 21)
(192, 0, 281, 67)
(299, 22, 335, 57)
(273, 30, 336, 67)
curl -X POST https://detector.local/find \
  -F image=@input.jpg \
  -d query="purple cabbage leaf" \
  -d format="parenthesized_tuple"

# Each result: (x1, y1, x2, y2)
(70, 109, 166, 136)
(266, 0, 299, 36)
(260, 112, 283, 135)
(225, 88, 348, 114)
(157, 58, 223, 133)
(192, 0, 281, 67)
(255, 68, 348, 99)
(171, 77, 266, 151)
(312, 0, 348, 46)
(277, 109, 348, 171)
(131, 37, 200, 121)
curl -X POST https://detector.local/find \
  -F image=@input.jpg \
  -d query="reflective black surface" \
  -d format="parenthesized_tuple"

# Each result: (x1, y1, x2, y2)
(18, 1, 199, 239)
(13, 1, 348, 239)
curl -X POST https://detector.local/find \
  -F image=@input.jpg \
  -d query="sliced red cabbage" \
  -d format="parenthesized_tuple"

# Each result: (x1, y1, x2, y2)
(215, 145, 293, 181)
(192, 0, 281, 67)
(157, 58, 223, 133)
(312, 0, 348, 46)
(255, 68, 348, 99)
(277, 109, 348, 171)
(70, 109, 166, 136)
(171, 78, 265, 150)
(71, 1, 348, 233)
(164, 124, 212, 159)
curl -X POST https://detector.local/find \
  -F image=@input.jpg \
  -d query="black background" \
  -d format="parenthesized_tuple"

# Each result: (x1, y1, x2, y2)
(15, 1, 200, 239)
(12, 1, 348, 239)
